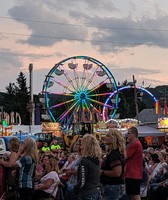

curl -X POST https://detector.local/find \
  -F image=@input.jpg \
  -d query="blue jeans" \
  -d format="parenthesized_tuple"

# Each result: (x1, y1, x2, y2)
(77, 192, 100, 200)
(103, 184, 125, 200)
(66, 182, 77, 200)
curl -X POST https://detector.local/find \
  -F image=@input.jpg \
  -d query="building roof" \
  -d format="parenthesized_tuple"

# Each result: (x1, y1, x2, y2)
(136, 108, 166, 125)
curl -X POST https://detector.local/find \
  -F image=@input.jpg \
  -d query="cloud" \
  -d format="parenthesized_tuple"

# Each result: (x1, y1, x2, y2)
(0, 49, 22, 70)
(0, 48, 52, 60)
(24, 67, 50, 94)
(110, 66, 160, 75)
(88, 15, 168, 52)
(108, 64, 161, 81)
(54, 52, 66, 58)
(46, 0, 118, 14)
(8, 1, 88, 46)
(107, 65, 161, 87)
(7, 0, 168, 52)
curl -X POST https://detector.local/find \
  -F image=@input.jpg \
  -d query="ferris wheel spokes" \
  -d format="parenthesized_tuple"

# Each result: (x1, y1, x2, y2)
(88, 92, 112, 97)
(57, 100, 79, 122)
(83, 65, 100, 90)
(63, 70, 77, 90)
(88, 97, 114, 109)
(50, 78, 74, 93)
(87, 78, 109, 95)
(48, 98, 75, 110)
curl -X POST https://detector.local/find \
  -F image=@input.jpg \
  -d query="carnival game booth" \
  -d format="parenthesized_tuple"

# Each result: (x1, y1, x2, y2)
(94, 118, 139, 141)
(94, 118, 165, 148)
(158, 117, 168, 133)
(157, 117, 168, 144)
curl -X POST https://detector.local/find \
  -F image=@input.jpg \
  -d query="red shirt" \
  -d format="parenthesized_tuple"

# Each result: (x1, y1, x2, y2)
(125, 140, 143, 179)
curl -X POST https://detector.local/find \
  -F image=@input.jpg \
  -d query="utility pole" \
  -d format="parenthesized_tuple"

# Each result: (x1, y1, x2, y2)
(0, 106, 4, 136)
(133, 75, 140, 123)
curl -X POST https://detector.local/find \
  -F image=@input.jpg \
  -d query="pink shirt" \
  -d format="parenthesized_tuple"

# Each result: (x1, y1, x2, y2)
(125, 140, 143, 179)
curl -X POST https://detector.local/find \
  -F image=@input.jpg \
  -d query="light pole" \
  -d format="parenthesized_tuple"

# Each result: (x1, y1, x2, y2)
(28, 64, 35, 132)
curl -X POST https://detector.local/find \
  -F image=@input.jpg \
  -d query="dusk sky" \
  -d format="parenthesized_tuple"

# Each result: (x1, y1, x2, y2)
(1, 0, 168, 94)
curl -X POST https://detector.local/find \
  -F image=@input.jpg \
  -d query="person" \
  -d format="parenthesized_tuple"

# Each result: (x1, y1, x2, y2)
(146, 147, 155, 167)
(35, 153, 55, 182)
(65, 138, 82, 200)
(148, 151, 168, 200)
(50, 140, 61, 154)
(33, 158, 61, 200)
(0, 137, 20, 198)
(60, 153, 76, 173)
(73, 134, 102, 200)
(125, 126, 143, 200)
(58, 151, 68, 170)
(140, 159, 149, 199)
(41, 142, 51, 153)
(150, 176, 168, 200)
(100, 128, 126, 200)
(146, 153, 160, 181)
(14, 137, 39, 200)
(59, 153, 76, 188)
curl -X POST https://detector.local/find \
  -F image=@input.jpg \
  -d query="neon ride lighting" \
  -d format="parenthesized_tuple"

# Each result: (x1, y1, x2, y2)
(103, 85, 157, 121)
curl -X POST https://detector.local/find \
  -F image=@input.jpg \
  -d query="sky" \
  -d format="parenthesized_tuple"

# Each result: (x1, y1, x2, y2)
(1, 0, 168, 94)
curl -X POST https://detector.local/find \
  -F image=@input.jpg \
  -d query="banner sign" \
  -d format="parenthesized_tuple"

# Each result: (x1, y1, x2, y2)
(41, 122, 62, 137)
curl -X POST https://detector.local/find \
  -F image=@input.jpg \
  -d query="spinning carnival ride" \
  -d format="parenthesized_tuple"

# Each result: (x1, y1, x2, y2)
(42, 56, 118, 132)
(103, 85, 157, 121)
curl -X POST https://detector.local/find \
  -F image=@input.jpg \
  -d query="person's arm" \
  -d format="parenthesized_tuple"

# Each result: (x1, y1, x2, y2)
(100, 165, 122, 177)
(35, 178, 54, 190)
(65, 168, 77, 176)
(60, 161, 68, 172)
(161, 163, 167, 175)
(1, 152, 18, 168)
(126, 143, 137, 161)
(158, 178, 168, 187)
(145, 163, 157, 175)
(73, 161, 87, 194)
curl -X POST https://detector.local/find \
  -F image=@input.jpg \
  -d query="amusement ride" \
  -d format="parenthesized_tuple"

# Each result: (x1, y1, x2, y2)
(42, 56, 157, 134)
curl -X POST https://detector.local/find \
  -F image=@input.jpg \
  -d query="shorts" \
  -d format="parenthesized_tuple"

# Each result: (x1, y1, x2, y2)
(125, 178, 141, 195)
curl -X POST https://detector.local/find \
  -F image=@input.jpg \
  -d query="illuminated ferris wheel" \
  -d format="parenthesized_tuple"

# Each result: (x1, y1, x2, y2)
(42, 56, 118, 129)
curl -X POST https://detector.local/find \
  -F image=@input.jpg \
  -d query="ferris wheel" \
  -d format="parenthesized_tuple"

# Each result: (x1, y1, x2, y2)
(42, 56, 118, 130)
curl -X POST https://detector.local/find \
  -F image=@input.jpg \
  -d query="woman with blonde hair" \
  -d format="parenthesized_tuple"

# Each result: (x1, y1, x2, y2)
(33, 158, 61, 199)
(73, 134, 102, 200)
(14, 137, 39, 200)
(100, 128, 126, 200)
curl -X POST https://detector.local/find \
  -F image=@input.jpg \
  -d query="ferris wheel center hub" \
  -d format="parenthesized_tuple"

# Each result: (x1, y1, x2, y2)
(80, 93, 86, 99)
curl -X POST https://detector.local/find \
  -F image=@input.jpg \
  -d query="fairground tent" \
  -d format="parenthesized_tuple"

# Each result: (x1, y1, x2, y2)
(122, 124, 165, 137)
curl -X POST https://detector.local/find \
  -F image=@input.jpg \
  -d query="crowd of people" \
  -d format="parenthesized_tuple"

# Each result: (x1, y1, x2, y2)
(0, 127, 168, 200)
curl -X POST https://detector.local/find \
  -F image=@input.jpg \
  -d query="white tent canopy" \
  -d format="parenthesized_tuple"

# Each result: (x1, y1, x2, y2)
(121, 125, 165, 137)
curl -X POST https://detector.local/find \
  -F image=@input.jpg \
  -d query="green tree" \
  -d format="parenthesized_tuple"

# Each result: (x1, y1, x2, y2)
(117, 93, 130, 119)
(5, 82, 17, 117)
(5, 83, 17, 95)
(15, 72, 30, 125)
(5, 72, 30, 125)
(16, 72, 28, 93)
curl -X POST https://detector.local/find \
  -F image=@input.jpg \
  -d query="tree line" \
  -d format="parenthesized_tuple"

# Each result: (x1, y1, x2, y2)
(0, 72, 168, 125)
